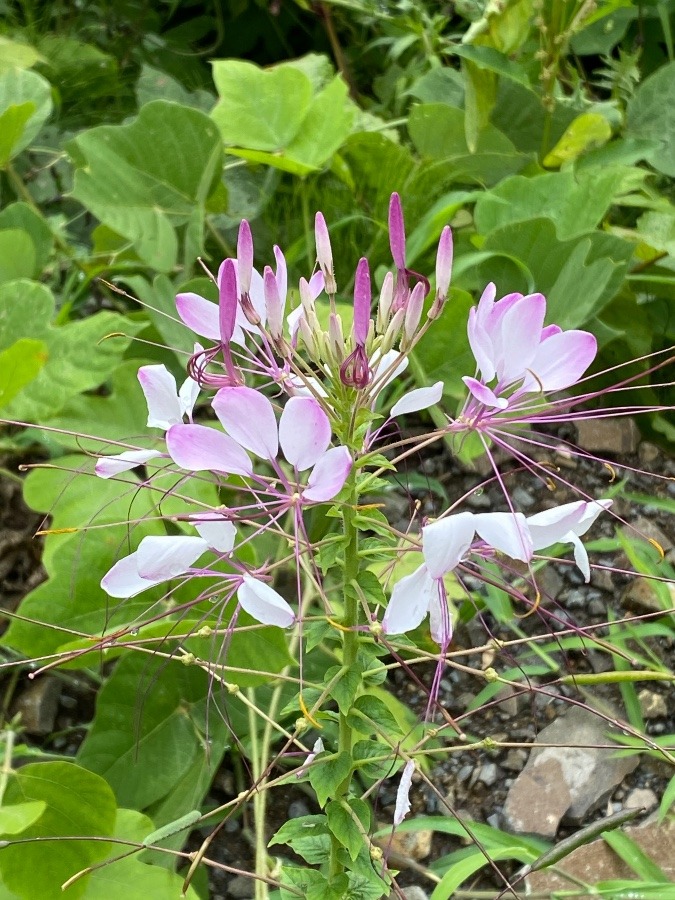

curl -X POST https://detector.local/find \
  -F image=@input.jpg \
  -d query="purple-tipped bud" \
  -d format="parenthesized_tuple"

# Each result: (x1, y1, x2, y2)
(340, 345, 371, 390)
(353, 257, 371, 346)
(377, 271, 394, 334)
(315, 211, 337, 294)
(299, 277, 315, 317)
(435, 226, 453, 301)
(403, 282, 425, 343)
(237, 220, 253, 296)
(388, 192, 406, 270)
(264, 265, 283, 340)
(218, 258, 238, 343)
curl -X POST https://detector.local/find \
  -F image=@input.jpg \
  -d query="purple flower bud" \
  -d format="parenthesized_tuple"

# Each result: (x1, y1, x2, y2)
(218, 258, 238, 343)
(353, 257, 371, 346)
(435, 226, 453, 301)
(264, 265, 283, 340)
(403, 281, 425, 343)
(315, 211, 337, 294)
(237, 220, 253, 296)
(389, 192, 406, 270)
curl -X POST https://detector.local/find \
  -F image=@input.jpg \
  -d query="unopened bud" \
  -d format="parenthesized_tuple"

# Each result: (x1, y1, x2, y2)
(299, 315, 319, 359)
(376, 271, 394, 334)
(388, 192, 406, 270)
(380, 307, 405, 354)
(353, 257, 371, 346)
(328, 311, 345, 361)
(299, 277, 316, 317)
(435, 225, 453, 301)
(237, 220, 253, 295)
(403, 281, 425, 344)
(264, 265, 283, 340)
(239, 291, 261, 326)
(218, 258, 238, 342)
(315, 211, 337, 294)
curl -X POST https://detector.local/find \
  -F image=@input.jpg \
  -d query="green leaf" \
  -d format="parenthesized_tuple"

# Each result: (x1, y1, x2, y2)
(36, 35, 121, 120)
(279, 867, 345, 900)
(0, 338, 47, 407)
(70, 101, 222, 271)
(0, 801, 46, 835)
(352, 740, 400, 782)
(0, 203, 53, 274)
(0, 230, 36, 284)
(543, 112, 612, 167)
(0, 280, 145, 423)
(326, 799, 370, 862)
(463, 59, 497, 153)
(411, 287, 475, 400)
(659, 774, 675, 821)
(347, 694, 403, 738)
(0, 762, 117, 900)
(430, 845, 537, 899)
(137, 65, 214, 112)
(324, 663, 364, 715)
(0, 37, 43, 73)
(308, 751, 352, 808)
(77, 654, 215, 810)
(269, 816, 331, 865)
(626, 60, 675, 177)
(0, 68, 52, 162)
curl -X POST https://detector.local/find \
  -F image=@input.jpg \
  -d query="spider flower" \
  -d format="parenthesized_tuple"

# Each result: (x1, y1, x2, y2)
(526, 499, 612, 582)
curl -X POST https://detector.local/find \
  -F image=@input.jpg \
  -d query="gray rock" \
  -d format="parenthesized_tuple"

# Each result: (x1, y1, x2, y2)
(575, 417, 639, 454)
(478, 763, 499, 786)
(503, 706, 639, 837)
(401, 888, 429, 900)
(625, 787, 658, 810)
(13, 676, 61, 735)
(226, 874, 254, 898)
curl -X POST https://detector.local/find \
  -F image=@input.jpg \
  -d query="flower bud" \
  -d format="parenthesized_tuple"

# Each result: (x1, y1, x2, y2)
(218, 258, 238, 342)
(264, 265, 283, 340)
(388, 192, 406, 271)
(328, 311, 345, 362)
(299, 277, 316, 317)
(315, 211, 337, 295)
(237, 219, 253, 296)
(299, 315, 319, 359)
(380, 307, 405, 354)
(376, 271, 394, 334)
(435, 225, 453, 301)
(403, 281, 425, 344)
(353, 257, 371, 346)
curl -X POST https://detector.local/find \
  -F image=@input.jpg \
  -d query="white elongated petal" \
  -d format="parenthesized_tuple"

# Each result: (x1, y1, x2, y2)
(390, 381, 443, 417)
(213, 387, 278, 460)
(237, 576, 295, 628)
(95, 449, 163, 479)
(570, 533, 591, 582)
(193, 518, 236, 553)
(382, 564, 434, 635)
(467, 307, 496, 383)
(176, 292, 221, 340)
(136, 535, 208, 581)
(138, 365, 183, 430)
(101, 551, 156, 598)
(371, 349, 409, 394)
(462, 377, 508, 410)
(279, 397, 331, 470)
(296, 737, 325, 778)
(178, 348, 202, 419)
(167, 424, 252, 477)
(527, 500, 612, 550)
(303, 446, 352, 503)
(394, 760, 415, 826)
(422, 513, 476, 579)
(473, 512, 533, 563)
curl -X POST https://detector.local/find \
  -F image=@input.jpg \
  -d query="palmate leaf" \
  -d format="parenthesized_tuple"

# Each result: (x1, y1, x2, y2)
(69, 101, 222, 271)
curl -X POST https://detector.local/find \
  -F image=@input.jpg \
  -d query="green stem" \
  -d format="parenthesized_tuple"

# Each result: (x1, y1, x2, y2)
(246, 688, 268, 900)
(0, 729, 15, 806)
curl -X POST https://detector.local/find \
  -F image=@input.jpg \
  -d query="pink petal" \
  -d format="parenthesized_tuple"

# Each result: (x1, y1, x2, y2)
(382, 564, 434, 635)
(523, 330, 597, 393)
(473, 512, 533, 563)
(390, 382, 444, 417)
(136, 535, 208, 581)
(264, 265, 283, 340)
(496, 293, 545, 383)
(176, 292, 220, 340)
(467, 308, 496, 383)
(353, 257, 371, 345)
(422, 514, 475, 579)
(279, 397, 331, 471)
(138, 365, 183, 430)
(212, 387, 278, 460)
(237, 220, 253, 295)
(303, 446, 352, 503)
(273, 245, 287, 307)
(394, 760, 415, 825)
(308, 270, 325, 299)
(166, 424, 252, 476)
(475, 282, 496, 330)
(435, 226, 453, 300)
(95, 449, 163, 479)
(462, 376, 508, 410)
(388, 192, 406, 269)
(237, 575, 295, 628)
(191, 517, 236, 552)
(218, 258, 238, 342)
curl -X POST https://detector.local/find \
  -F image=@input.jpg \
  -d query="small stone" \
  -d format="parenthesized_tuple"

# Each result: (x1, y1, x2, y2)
(537, 566, 564, 602)
(588, 598, 606, 617)
(226, 874, 254, 898)
(478, 763, 499, 786)
(591, 568, 614, 593)
(621, 578, 662, 613)
(503, 749, 528, 772)
(632, 516, 673, 554)
(486, 813, 501, 829)
(512, 487, 535, 508)
(638, 441, 660, 465)
(575, 418, 639, 454)
(288, 799, 310, 819)
(13, 677, 61, 735)
(625, 788, 658, 811)
(638, 689, 668, 719)
(494, 685, 519, 717)
(385, 827, 433, 861)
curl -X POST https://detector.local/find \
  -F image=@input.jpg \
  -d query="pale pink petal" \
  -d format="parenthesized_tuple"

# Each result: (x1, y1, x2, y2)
(522, 330, 597, 393)
(101, 552, 154, 598)
(473, 512, 533, 563)
(435, 226, 453, 300)
(218, 259, 238, 342)
(136, 535, 208, 581)
(540, 324, 562, 340)
(389, 192, 406, 269)
(273, 245, 287, 307)
(394, 760, 415, 825)
(176, 292, 220, 340)
(422, 514, 475, 579)
(287, 305, 305, 341)
(303, 446, 352, 503)
(178, 374, 200, 420)
(95, 449, 163, 479)
(497, 293, 545, 383)
(353, 257, 371, 345)
(467, 308, 496, 382)
(308, 270, 325, 299)
(237, 220, 253, 295)
(576, 499, 612, 535)
(237, 575, 295, 627)
(382, 564, 434, 635)
(212, 387, 278, 460)
(286, 374, 328, 398)
(390, 382, 444, 417)
(475, 282, 496, 330)
(462, 377, 508, 409)
(279, 397, 331, 471)
(192, 518, 236, 553)
(138, 365, 183, 430)
(166, 424, 252, 476)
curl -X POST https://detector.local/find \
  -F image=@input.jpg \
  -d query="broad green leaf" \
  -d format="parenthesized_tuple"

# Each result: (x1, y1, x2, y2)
(324, 663, 364, 715)
(136, 65, 214, 112)
(347, 694, 403, 738)
(326, 799, 370, 862)
(571, 5, 635, 55)
(407, 68, 465, 107)
(0, 37, 43, 73)
(308, 751, 352, 808)
(543, 112, 612, 167)
(0, 801, 46, 835)
(0, 762, 116, 900)
(0, 203, 53, 274)
(462, 58, 497, 153)
(626, 60, 675, 177)
(77, 654, 211, 809)
(0, 103, 35, 168)
(0, 230, 36, 282)
(636, 208, 675, 256)
(453, 44, 529, 86)
(269, 816, 331, 865)
(211, 59, 312, 151)
(82, 808, 201, 899)
(0, 280, 145, 423)
(0, 338, 47, 407)
(0, 68, 52, 162)
(70, 101, 222, 271)
(491, 80, 578, 155)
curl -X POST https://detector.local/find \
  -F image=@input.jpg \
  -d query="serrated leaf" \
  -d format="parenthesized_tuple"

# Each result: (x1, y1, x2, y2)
(308, 751, 352, 808)
(0, 762, 117, 900)
(324, 663, 363, 715)
(0, 338, 46, 407)
(348, 694, 403, 738)
(70, 101, 222, 271)
(269, 816, 331, 864)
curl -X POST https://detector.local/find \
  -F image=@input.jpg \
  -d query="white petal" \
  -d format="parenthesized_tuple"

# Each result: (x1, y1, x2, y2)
(95, 449, 163, 479)
(101, 551, 155, 598)
(570, 533, 591, 582)
(422, 514, 475, 580)
(473, 512, 533, 563)
(394, 760, 415, 826)
(390, 382, 444, 417)
(371, 349, 408, 395)
(279, 397, 331, 471)
(136, 535, 208, 581)
(138, 365, 183, 430)
(237, 576, 295, 628)
(428, 582, 453, 646)
(382, 564, 434, 635)
(192, 517, 236, 553)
